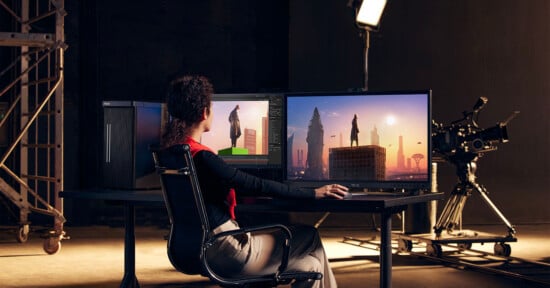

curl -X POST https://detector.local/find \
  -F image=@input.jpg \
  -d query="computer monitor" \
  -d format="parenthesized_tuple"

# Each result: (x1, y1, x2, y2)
(199, 93, 284, 167)
(284, 90, 432, 192)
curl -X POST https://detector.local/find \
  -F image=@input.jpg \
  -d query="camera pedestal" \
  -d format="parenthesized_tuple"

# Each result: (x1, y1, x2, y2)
(433, 152, 516, 238)
(395, 153, 518, 258)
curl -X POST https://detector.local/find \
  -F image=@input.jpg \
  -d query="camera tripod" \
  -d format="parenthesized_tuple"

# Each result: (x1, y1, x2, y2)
(433, 152, 516, 237)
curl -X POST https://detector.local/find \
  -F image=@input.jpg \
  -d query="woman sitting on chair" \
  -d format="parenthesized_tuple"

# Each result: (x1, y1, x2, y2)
(162, 74, 349, 288)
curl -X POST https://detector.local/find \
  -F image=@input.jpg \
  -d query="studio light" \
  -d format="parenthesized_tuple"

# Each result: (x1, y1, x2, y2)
(356, 0, 387, 30)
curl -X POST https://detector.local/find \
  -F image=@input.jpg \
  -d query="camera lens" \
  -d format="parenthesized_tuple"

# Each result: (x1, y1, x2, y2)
(472, 139, 484, 150)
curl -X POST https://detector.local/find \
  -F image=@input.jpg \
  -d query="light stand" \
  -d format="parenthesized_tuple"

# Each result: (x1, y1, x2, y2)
(363, 30, 370, 90)
(351, 0, 387, 91)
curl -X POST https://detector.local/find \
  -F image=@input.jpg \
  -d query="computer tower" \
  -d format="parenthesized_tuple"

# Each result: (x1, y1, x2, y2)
(102, 101, 164, 190)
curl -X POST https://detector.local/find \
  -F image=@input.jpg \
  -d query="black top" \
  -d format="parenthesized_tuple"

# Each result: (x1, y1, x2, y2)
(193, 150, 315, 228)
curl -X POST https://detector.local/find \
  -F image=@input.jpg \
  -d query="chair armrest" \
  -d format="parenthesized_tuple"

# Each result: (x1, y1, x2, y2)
(277, 271, 323, 285)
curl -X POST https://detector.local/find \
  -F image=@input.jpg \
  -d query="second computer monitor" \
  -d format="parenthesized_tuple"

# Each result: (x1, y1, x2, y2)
(199, 93, 284, 167)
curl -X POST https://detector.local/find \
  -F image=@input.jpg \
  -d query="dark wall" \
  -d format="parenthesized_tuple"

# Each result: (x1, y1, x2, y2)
(289, 0, 550, 225)
(371, 0, 550, 225)
(95, 0, 288, 101)
(71, 0, 289, 190)
(289, 0, 364, 91)
(2, 0, 548, 226)
(55, 0, 291, 225)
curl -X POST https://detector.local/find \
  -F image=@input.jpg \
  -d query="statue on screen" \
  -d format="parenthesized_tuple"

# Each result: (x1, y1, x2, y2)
(351, 114, 359, 147)
(228, 104, 241, 147)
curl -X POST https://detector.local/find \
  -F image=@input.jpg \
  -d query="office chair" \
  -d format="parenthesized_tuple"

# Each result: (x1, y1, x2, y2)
(151, 144, 322, 287)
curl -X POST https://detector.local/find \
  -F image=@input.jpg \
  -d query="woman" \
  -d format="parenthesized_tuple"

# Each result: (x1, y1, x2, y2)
(162, 75, 349, 288)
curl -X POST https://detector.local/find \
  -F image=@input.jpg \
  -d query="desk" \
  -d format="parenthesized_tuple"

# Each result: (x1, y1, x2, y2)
(61, 190, 443, 288)
(60, 189, 164, 288)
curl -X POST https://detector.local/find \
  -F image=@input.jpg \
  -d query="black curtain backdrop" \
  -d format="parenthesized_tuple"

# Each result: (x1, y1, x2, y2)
(4, 0, 544, 225)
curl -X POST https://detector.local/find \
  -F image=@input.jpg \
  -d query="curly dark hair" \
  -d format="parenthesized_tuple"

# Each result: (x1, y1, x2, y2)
(162, 75, 214, 147)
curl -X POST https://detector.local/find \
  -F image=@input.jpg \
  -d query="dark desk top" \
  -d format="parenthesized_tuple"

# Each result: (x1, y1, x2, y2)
(240, 192, 443, 214)
(60, 189, 443, 213)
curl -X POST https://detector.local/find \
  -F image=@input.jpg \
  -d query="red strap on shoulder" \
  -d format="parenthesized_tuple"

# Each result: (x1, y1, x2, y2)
(183, 137, 237, 219)
(184, 136, 214, 156)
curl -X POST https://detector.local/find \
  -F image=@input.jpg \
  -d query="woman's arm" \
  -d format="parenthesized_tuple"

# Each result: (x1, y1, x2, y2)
(195, 150, 312, 198)
(195, 151, 348, 199)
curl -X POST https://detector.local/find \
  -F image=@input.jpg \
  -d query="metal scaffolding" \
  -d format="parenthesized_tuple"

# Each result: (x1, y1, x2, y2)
(0, 0, 66, 254)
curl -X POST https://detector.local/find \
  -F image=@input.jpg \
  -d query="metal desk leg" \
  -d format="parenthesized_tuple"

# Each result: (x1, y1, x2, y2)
(380, 211, 392, 288)
(121, 203, 139, 288)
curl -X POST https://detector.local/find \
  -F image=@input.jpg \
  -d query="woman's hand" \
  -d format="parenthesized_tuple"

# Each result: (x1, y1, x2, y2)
(314, 184, 350, 199)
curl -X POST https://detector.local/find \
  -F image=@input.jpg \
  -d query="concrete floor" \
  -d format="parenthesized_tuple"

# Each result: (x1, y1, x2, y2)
(0, 223, 549, 288)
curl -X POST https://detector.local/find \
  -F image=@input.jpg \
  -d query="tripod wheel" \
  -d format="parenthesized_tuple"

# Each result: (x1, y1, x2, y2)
(457, 242, 472, 251)
(397, 239, 413, 253)
(426, 243, 442, 258)
(494, 243, 511, 257)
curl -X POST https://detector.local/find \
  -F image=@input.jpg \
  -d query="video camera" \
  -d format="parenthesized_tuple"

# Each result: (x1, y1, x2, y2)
(432, 97, 519, 157)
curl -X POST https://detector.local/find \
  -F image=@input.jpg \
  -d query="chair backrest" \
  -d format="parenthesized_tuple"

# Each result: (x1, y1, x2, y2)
(151, 144, 209, 275)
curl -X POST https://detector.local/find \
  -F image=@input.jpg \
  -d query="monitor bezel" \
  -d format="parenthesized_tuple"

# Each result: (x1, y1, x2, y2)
(282, 89, 433, 192)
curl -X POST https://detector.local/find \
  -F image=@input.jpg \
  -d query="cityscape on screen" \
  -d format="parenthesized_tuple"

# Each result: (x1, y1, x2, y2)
(286, 93, 429, 182)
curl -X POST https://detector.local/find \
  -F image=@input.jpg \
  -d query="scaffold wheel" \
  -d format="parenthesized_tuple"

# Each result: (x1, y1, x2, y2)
(16, 225, 29, 243)
(43, 236, 61, 255)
